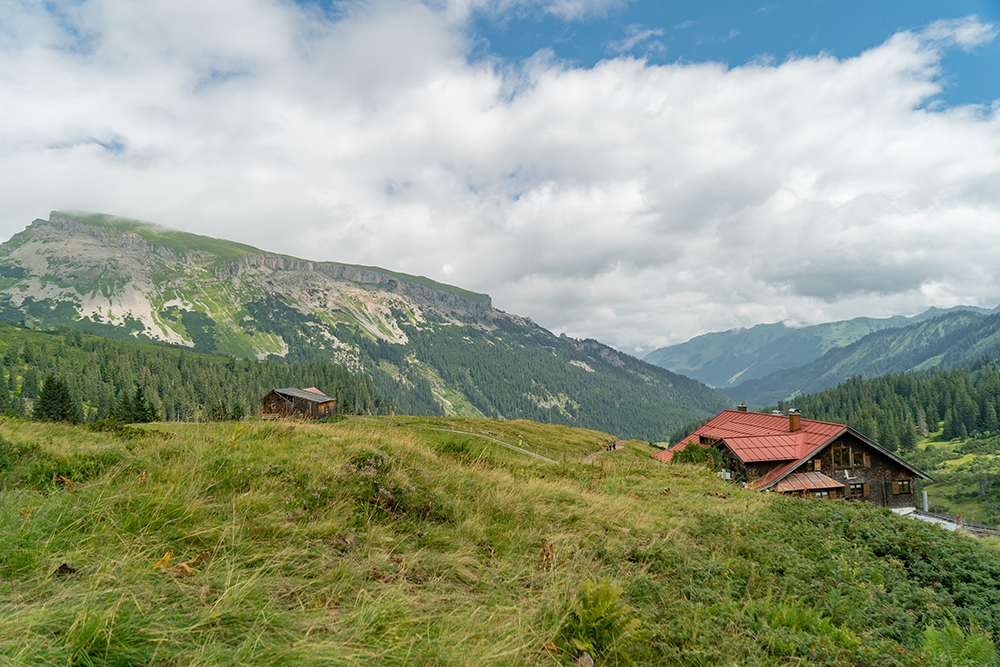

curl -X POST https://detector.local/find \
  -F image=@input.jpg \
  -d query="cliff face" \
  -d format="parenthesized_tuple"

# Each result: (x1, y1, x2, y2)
(219, 253, 494, 318)
(0, 212, 495, 357)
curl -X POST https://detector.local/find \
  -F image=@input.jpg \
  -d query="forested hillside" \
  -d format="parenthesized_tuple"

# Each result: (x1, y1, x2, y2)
(723, 310, 1000, 406)
(0, 324, 383, 421)
(344, 318, 732, 441)
(644, 306, 993, 388)
(769, 366, 1000, 453)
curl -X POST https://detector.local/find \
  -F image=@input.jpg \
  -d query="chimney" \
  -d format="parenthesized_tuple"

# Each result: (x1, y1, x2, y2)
(737, 402, 748, 413)
(789, 408, 800, 432)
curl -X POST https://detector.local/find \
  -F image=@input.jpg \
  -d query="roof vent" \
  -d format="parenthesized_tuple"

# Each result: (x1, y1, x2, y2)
(772, 410, 784, 415)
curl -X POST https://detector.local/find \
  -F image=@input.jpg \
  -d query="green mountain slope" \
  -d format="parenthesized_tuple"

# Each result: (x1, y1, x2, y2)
(644, 307, 993, 388)
(724, 310, 1000, 407)
(0, 212, 731, 439)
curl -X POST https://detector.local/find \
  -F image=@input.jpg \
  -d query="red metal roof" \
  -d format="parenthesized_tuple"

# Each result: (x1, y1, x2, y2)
(753, 460, 798, 489)
(773, 471, 845, 493)
(655, 408, 932, 490)
(676, 409, 844, 462)
(724, 433, 804, 462)
(651, 447, 680, 463)
(654, 409, 846, 468)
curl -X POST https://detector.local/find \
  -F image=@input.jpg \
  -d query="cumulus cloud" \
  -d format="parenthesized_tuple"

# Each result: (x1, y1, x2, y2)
(0, 1, 998, 353)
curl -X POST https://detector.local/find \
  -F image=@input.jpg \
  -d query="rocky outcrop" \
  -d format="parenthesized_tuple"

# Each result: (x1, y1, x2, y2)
(562, 335, 627, 368)
(48, 215, 178, 261)
(219, 253, 496, 318)
(46, 215, 115, 244)
(114, 232, 178, 261)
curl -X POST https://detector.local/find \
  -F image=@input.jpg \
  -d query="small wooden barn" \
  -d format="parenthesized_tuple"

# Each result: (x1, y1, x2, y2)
(260, 387, 337, 420)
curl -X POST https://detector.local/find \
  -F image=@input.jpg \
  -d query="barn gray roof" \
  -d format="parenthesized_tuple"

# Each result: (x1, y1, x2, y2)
(271, 387, 336, 403)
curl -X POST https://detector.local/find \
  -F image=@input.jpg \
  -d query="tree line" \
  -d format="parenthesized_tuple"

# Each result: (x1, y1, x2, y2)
(0, 324, 384, 423)
(769, 360, 1000, 452)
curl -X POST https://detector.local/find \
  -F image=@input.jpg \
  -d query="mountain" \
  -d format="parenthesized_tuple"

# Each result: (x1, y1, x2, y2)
(0, 212, 731, 439)
(644, 306, 995, 388)
(723, 309, 1000, 407)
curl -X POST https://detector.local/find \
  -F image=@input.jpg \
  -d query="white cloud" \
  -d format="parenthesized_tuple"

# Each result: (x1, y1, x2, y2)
(607, 24, 665, 54)
(442, 0, 628, 22)
(921, 15, 998, 51)
(0, 1, 998, 354)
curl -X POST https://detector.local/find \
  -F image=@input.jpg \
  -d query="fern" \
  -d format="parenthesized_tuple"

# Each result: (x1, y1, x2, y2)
(563, 578, 646, 664)
(922, 623, 998, 667)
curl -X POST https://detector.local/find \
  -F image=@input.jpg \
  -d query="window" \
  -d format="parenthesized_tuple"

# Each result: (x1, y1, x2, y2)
(849, 483, 869, 497)
(813, 491, 830, 499)
(806, 459, 820, 472)
(894, 480, 912, 495)
(833, 444, 867, 468)
(832, 445, 846, 467)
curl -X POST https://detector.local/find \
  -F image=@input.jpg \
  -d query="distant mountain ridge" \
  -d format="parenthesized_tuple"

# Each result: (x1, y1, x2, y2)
(644, 305, 996, 389)
(0, 212, 731, 439)
(721, 309, 1000, 407)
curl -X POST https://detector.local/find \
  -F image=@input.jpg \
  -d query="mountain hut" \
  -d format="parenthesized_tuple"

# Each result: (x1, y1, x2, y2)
(656, 406, 933, 508)
(260, 387, 337, 420)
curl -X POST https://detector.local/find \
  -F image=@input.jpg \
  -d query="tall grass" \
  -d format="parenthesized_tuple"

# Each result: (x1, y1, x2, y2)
(1, 416, 999, 665)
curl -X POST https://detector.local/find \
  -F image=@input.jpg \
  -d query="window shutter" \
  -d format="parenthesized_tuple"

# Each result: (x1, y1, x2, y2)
(892, 481, 899, 495)
(863, 483, 870, 497)
(863, 453, 870, 467)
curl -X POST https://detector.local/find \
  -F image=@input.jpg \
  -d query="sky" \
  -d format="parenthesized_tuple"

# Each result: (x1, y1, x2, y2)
(2, 0, 999, 354)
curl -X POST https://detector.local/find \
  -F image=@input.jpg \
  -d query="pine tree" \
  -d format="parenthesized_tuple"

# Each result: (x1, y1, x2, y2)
(21, 367, 40, 398)
(110, 390, 135, 423)
(206, 399, 229, 421)
(33, 374, 81, 423)
(916, 407, 929, 437)
(132, 385, 157, 423)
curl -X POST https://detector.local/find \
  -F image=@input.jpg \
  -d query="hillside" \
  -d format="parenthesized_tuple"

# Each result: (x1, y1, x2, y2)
(644, 306, 993, 389)
(0, 212, 731, 440)
(0, 323, 383, 420)
(2, 416, 1000, 665)
(722, 310, 1000, 407)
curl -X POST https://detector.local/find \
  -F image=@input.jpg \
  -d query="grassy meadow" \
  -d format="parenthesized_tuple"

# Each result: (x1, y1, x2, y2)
(3, 416, 1000, 666)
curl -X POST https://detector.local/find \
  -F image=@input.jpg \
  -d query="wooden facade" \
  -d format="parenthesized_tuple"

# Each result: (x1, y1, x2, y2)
(657, 409, 931, 509)
(260, 387, 336, 420)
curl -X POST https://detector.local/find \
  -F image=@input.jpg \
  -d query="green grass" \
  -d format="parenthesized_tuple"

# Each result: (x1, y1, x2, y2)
(2, 416, 1000, 665)
(907, 430, 1000, 522)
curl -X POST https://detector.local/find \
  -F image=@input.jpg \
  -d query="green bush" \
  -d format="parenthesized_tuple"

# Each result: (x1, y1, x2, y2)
(670, 442, 722, 469)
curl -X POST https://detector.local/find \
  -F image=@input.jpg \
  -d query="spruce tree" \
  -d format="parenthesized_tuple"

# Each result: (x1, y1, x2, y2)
(33, 374, 81, 423)
(132, 385, 157, 423)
